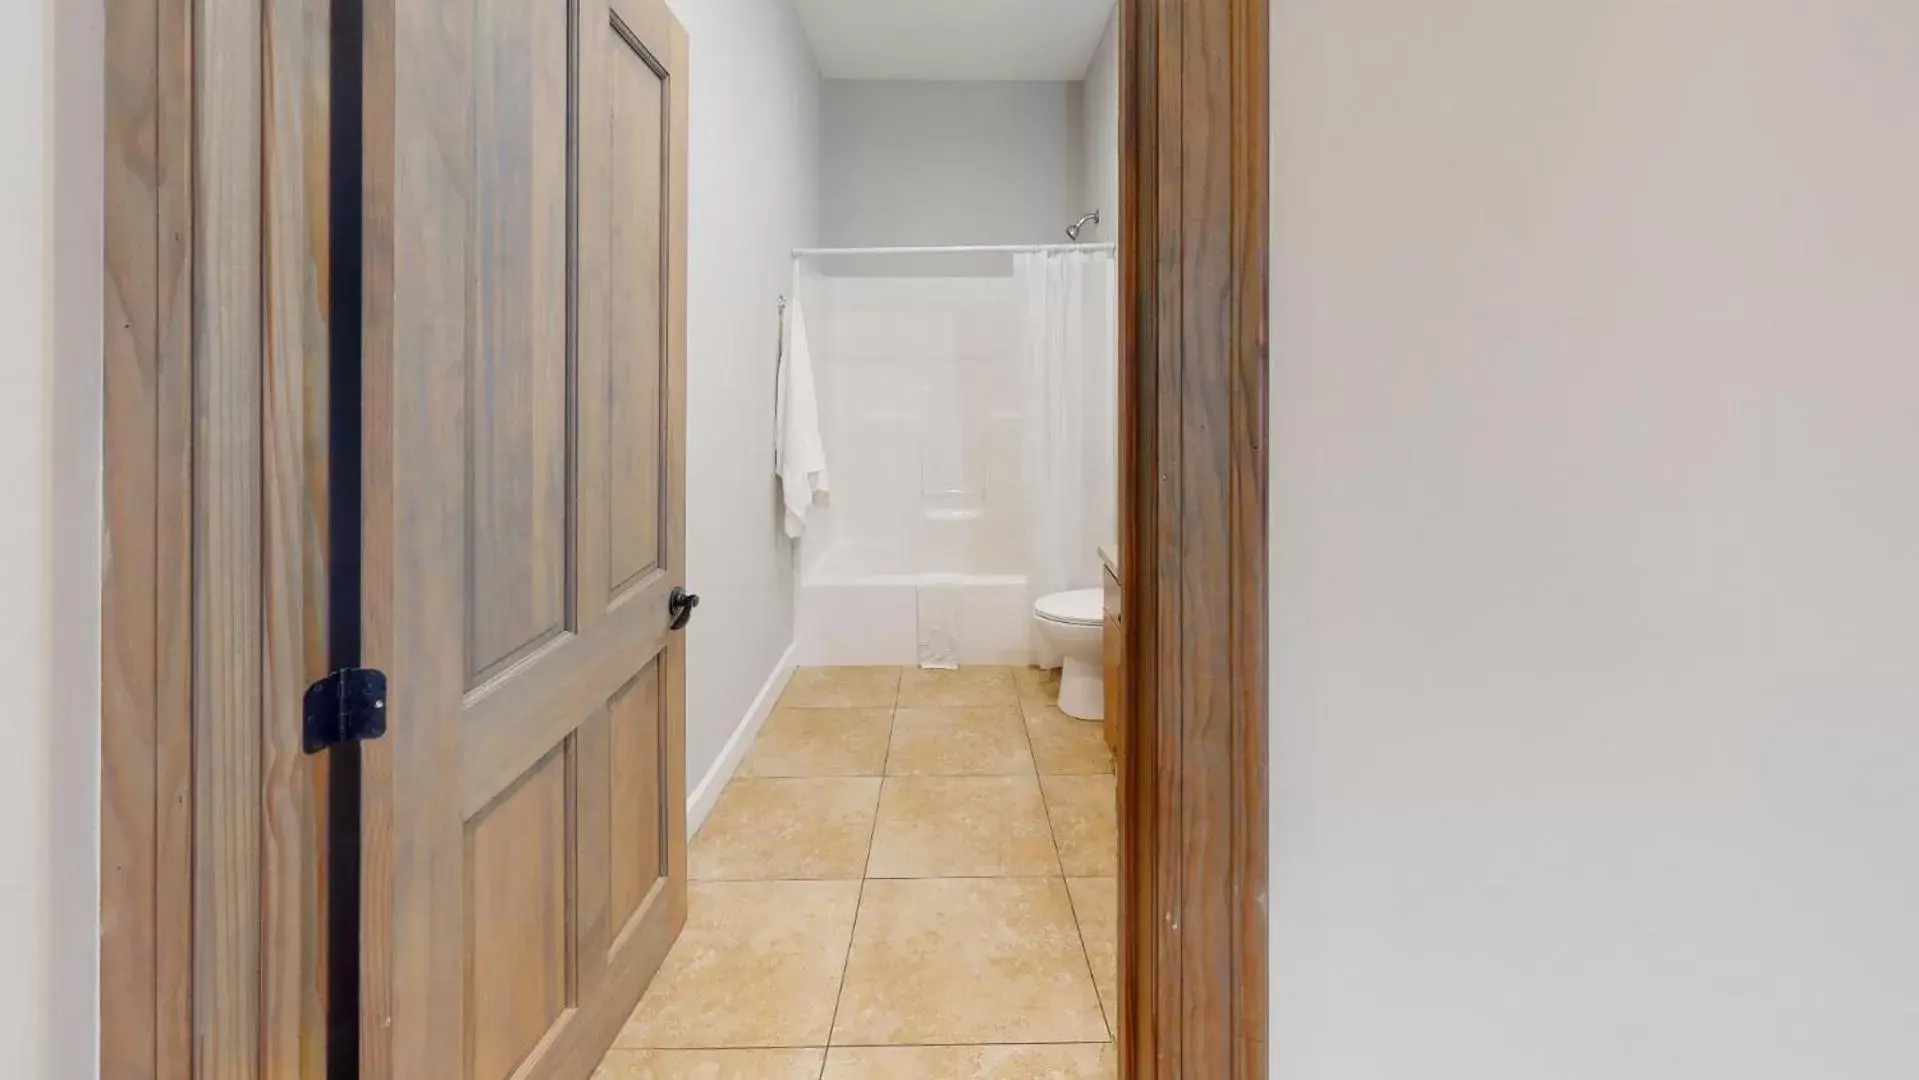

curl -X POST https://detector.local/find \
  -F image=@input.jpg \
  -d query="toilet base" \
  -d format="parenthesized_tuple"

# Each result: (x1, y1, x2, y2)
(1057, 654, 1104, 721)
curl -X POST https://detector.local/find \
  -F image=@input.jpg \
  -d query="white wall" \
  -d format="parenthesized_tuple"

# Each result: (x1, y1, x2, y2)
(1075, 6, 1119, 243)
(1270, 2, 1919, 1077)
(666, 0, 821, 792)
(822, 81, 1079, 247)
(1, 0, 103, 1076)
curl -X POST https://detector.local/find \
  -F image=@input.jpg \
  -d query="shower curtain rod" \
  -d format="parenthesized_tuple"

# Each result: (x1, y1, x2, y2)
(792, 242, 1115, 258)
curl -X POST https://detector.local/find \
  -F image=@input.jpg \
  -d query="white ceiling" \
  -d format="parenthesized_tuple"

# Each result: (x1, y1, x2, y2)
(793, 0, 1117, 81)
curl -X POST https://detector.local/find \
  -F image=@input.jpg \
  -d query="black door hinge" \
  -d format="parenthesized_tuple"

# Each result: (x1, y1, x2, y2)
(303, 667, 389, 755)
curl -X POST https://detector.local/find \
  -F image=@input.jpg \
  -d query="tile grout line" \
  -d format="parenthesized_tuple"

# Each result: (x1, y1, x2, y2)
(1020, 689, 1119, 779)
(612, 1040, 1116, 1053)
(691, 872, 1079, 884)
(699, 667, 885, 1080)
(1036, 743, 1117, 1043)
(1030, 679, 1122, 1043)
(829, 1040, 1116, 1048)
(821, 689, 897, 1069)
(1017, 697, 1061, 876)
(1028, 668, 1117, 1044)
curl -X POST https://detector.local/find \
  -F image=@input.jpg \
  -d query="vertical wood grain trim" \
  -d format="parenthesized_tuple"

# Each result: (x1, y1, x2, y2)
(1118, 0, 1269, 1076)
(565, 0, 585, 637)
(112, 0, 327, 1072)
(1151, 0, 1185, 1068)
(357, 0, 399, 1073)
(262, 0, 333, 1074)
(574, 0, 610, 635)
(1175, 0, 1228, 1067)
(1228, 3, 1271, 1071)
(192, 0, 265, 1074)
(661, 18, 691, 916)
(154, 0, 196, 1072)
(101, 0, 161, 1070)
(101, 0, 196, 1072)
(1116, 0, 1153, 1070)
(359, 0, 474, 1071)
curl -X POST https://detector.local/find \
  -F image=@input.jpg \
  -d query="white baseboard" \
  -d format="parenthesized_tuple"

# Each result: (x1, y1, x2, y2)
(686, 641, 798, 839)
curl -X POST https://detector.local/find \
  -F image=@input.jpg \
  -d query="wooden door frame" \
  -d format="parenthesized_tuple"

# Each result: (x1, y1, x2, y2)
(1116, 0, 1270, 1075)
(100, 1, 193, 1071)
(101, 0, 335, 1074)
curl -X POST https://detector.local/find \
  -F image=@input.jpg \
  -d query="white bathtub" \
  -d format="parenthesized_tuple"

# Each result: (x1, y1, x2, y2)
(796, 566, 1034, 668)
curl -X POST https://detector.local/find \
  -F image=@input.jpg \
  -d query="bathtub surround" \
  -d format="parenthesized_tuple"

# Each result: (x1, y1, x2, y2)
(793, 265, 1033, 667)
(792, 251, 1116, 670)
(667, 0, 823, 799)
(794, 272, 1027, 578)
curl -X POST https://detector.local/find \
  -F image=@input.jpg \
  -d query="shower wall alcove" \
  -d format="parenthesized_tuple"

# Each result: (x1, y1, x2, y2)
(792, 245, 1115, 668)
(786, 79, 1119, 669)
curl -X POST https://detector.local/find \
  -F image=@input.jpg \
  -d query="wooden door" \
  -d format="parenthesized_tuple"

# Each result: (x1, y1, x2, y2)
(359, 1, 690, 1077)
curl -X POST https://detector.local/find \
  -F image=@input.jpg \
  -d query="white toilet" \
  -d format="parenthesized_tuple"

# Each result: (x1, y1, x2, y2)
(1034, 589, 1105, 721)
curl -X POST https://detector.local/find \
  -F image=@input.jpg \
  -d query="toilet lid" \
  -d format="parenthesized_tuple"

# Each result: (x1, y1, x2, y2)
(1035, 588, 1104, 627)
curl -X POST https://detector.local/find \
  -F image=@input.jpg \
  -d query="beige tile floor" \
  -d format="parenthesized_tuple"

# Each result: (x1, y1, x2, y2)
(599, 665, 1119, 1080)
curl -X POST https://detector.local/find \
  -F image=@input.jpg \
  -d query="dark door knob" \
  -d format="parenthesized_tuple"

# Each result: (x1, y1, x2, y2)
(668, 586, 700, 631)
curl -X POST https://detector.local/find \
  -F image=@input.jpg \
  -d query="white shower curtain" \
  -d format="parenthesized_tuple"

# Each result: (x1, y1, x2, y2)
(1018, 250, 1118, 667)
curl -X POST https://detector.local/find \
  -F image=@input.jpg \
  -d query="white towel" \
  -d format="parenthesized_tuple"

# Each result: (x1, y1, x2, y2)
(916, 574, 964, 670)
(776, 298, 830, 538)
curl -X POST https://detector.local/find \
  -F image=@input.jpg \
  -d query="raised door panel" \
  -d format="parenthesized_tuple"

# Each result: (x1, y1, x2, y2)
(467, 750, 573, 1080)
(608, 659, 666, 938)
(606, 40, 666, 599)
(466, 0, 573, 684)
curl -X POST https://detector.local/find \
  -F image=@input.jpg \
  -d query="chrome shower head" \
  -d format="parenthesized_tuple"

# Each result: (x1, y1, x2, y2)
(1066, 210, 1101, 242)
